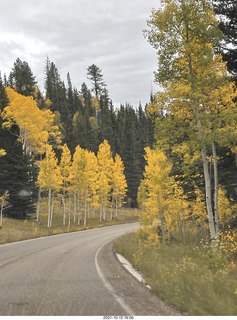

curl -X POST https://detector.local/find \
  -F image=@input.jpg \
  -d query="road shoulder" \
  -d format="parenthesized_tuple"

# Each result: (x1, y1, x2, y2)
(97, 240, 181, 316)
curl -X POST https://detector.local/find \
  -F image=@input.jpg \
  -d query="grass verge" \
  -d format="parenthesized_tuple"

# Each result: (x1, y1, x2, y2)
(0, 201, 139, 245)
(114, 232, 237, 316)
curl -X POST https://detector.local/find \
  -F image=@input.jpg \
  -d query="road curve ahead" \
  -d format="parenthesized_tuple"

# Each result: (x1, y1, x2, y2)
(0, 223, 139, 316)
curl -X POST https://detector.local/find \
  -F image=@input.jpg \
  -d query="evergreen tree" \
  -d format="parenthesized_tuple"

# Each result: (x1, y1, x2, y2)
(87, 64, 106, 98)
(0, 72, 35, 219)
(214, 0, 237, 82)
(8, 58, 37, 96)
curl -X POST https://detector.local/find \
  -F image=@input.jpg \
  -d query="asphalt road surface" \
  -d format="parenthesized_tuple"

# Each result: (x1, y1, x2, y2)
(0, 223, 140, 316)
(0, 222, 180, 316)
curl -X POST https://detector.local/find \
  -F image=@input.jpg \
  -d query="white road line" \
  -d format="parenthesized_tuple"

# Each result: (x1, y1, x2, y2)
(95, 237, 135, 316)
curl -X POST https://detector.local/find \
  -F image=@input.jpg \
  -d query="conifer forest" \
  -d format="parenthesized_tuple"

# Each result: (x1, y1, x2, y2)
(1, 0, 237, 315)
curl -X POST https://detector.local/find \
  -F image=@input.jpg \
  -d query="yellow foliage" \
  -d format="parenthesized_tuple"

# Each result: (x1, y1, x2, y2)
(0, 149, 6, 157)
(218, 186, 236, 226)
(112, 154, 127, 206)
(97, 140, 114, 204)
(36, 145, 62, 191)
(2, 88, 61, 155)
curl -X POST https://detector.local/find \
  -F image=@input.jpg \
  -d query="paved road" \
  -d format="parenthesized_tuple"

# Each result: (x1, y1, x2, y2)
(0, 223, 139, 316)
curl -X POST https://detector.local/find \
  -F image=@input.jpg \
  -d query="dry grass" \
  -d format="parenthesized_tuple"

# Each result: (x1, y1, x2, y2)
(114, 232, 237, 316)
(0, 199, 139, 245)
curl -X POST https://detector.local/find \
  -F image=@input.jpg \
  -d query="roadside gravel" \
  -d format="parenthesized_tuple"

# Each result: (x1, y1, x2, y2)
(97, 240, 181, 316)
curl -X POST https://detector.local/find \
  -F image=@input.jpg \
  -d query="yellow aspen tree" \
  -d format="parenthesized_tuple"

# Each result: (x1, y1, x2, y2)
(97, 140, 113, 221)
(112, 154, 127, 219)
(36, 145, 62, 228)
(139, 147, 173, 245)
(83, 150, 98, 225)
(59, 143, 72, 227)
(70, 145, 87, 225)
(2, 88, 61, 155)
(165, 185, 190, 242)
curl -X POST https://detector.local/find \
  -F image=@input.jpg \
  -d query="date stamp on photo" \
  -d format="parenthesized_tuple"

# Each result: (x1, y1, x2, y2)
(102, 316, 134, 320)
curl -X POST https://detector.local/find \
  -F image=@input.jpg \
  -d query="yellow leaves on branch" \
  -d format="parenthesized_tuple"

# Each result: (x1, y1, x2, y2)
(36, 145, 62, 192)
(112, 154, 127, 206)
(97, 140, 114, 204)
(2, 88, 61, 155)
(0, 149, 6, 157)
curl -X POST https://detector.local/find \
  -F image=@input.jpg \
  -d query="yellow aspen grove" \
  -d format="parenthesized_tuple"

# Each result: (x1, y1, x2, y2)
(59, 144, 72, 227)
(112, 154, 127, 219)
(97, 140, 113, 221)
(145, 0, 237, 242)
(36, 145, 62, 228)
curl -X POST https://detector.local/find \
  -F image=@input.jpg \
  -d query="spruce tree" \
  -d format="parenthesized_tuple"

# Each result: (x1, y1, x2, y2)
(0, 73, 34, 218)
(8, 58, 37, 96)
(214, 0, 237, 82)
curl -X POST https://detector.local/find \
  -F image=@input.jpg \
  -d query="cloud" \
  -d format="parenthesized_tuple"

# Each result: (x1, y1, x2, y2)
(0, 0, 160, 106)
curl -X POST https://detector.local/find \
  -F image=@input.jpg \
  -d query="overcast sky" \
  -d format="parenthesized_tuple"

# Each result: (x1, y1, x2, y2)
(0, 0, 160, 108)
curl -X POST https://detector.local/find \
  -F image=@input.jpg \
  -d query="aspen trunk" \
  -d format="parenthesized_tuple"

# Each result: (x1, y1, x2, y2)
(84, 200, 87, 226)
(102, 202, 106, 220)
(87, 201, 90, 219)
(36, 187, 41, 223)
(115, 199, 118, 219)
(0, 204, 3, 229)
(158, 193, 165, 244)
(187, 48, 217, 241)
(212, 142, 219, 235)
(77, 193, 81, 226)
(47, 189, 52, 228)
(201, 149, 216, 239)
(110, 197, 114, 220)
(68, 194, 71, 227)
(50, 192, 54, 227)
(73, 192, 77, 224)
(100, 207, 102, 222)
(62, 183, 66, 227)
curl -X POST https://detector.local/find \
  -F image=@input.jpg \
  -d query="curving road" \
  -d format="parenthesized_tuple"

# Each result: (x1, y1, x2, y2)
(0, 223, 139, 316)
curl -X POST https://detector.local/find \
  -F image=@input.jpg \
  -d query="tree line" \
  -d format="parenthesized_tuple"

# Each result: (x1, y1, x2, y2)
(0, 57, 154, 221)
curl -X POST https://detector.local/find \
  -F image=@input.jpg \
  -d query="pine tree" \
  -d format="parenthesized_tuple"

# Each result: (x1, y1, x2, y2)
(8, 58, 37, 96)
(0, 73, 34, 219)
(87, 64, 106, 98)
(214, 0, 237, 82)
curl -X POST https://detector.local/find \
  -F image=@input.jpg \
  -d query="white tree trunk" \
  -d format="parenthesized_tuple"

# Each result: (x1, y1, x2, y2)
(62, 185, 66, 227)
(84, 200, 87, 226)
(212, 142, 219, 235)
(0, 204, 3, 229)
(68, 194, 71, 227)
(36, 187, 41, 223)
(50, 192, 54, 228)
(73, 192, 77, 224)
(47, 189, 52, 228)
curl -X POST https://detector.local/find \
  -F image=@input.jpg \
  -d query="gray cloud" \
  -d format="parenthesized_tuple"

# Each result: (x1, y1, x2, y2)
(0, 0, 160, 106)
